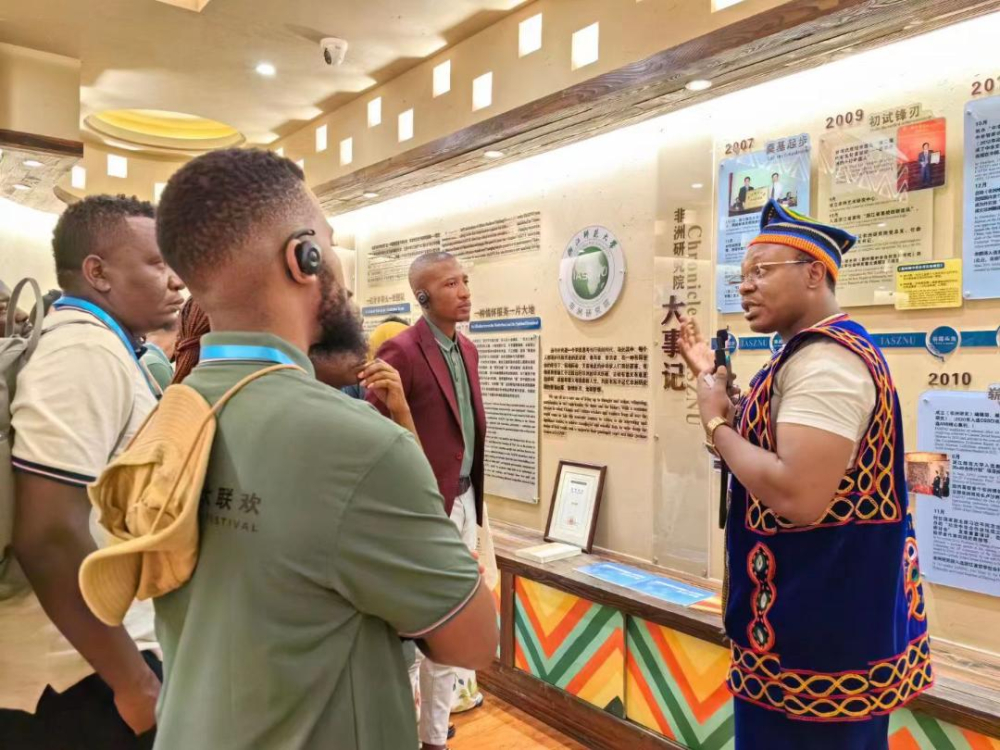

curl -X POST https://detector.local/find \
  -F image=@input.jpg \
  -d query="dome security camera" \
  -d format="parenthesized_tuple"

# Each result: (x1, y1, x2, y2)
(321, 37, 348, 66)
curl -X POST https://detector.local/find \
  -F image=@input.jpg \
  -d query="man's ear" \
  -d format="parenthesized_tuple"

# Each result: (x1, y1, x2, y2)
(81, 255, 112, 293)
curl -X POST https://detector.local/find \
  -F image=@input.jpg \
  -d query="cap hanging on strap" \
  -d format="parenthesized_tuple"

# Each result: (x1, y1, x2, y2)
(748, 199, 857, 281)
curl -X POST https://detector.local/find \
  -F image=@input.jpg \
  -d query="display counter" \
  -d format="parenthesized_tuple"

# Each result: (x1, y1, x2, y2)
(482, 521, 1000, 750)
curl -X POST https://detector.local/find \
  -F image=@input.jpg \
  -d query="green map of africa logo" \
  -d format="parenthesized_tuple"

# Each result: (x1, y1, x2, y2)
(571, 246, 610, 300)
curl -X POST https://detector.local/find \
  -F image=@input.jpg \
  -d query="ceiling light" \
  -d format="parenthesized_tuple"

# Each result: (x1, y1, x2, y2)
(685, 79, 712, 92)
(519, 14, 543, 57)
(23, 159, 43, 168)
(691, 182, 704, 189)
(484, 150, 504, 159)
(362, 191, 379, 199)
(256, 62, 276, 77)
(472, 72, 493, 112)
(571, 23, 600, 70)
(71, 165, 86, 189)
(398, 109, 414, 143)
(13, 184, 30, 191)
(368, 98, 382, 128)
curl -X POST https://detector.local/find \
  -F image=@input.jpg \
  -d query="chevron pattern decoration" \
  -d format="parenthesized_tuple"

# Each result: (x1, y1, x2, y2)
(626, 617, 735, 749)
(889, 709, 1000, 749)
(514, 576, 626, 716)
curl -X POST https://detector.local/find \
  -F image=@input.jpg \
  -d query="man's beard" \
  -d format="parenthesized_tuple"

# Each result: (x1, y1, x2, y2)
(309, 260, 367, 362)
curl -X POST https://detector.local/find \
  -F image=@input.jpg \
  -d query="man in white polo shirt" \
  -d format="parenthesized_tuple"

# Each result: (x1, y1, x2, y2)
(0, 195, 185, 748)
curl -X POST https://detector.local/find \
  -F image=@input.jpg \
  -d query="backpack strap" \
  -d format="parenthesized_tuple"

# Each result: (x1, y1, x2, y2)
(5, 279, 44, 355)
(139, 363, 302, 536)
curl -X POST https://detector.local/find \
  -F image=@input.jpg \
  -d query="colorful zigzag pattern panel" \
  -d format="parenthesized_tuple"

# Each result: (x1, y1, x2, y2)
(626, 616, 735, 749)
(514, 576, 626, 717)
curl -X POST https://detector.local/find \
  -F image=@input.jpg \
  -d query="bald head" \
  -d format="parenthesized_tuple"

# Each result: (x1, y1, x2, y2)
(408, 252, 460, 293)
(408, 252, 471, 326)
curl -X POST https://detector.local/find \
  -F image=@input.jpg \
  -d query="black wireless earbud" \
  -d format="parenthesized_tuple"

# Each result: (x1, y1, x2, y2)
(286, 229, 323, 276)
(288, 229, 323, 276)
(416, 289, 430, 307)
(291, 229, 321, 276)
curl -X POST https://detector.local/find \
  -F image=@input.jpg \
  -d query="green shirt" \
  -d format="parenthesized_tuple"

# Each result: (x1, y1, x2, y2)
(426, 317, 476, 479)
(153, 332, 481, 750)
(140, 342, 173, 391)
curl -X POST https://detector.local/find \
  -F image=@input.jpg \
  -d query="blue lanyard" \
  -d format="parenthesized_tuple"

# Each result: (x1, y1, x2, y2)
(52, 296, 143, 362)
(52, 296, 161, 398)
(199, 345, 297, 366)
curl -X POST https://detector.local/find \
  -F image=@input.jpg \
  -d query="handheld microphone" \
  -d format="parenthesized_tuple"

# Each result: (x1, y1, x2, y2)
(715, 329, 733, 529)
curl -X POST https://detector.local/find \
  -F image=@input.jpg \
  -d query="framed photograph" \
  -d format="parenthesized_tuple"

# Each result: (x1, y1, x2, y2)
(544, 461, 607, 553)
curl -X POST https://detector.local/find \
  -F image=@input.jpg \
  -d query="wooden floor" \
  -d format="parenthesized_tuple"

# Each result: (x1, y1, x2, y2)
(450, 691, 587, 750)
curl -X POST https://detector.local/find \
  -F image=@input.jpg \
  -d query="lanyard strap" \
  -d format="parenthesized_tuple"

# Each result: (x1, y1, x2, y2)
(199, 344, 297, 367)
(51, 297, 161, 398)
(52, 297, 142, 361)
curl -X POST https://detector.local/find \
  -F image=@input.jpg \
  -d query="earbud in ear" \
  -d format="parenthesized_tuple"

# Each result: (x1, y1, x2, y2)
(294, 239, 321, 276)
(416, 289, 430, 307)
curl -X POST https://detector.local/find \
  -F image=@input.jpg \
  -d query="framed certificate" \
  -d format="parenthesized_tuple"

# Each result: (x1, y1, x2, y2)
(544, 461, 607, 553)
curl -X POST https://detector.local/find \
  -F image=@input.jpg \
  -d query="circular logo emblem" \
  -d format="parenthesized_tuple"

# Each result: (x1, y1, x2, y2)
(559, 226, 626, 320)
(770, 333, 784, 353)
(927, 325, 960, 360)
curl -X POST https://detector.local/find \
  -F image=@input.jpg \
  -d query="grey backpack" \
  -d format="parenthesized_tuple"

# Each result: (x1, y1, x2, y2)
(0, 278, 45, 600)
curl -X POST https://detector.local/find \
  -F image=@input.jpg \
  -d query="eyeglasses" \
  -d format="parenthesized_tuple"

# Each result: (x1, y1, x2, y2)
(728, 260, 813, 286)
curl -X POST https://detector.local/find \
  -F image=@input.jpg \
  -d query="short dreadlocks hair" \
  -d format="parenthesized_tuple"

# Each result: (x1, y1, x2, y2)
(155, 148, 310, 285)
(52, 194, 155, 288)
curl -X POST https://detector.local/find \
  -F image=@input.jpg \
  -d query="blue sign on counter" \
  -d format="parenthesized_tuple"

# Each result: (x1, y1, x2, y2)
(578, 562, 713, 607)
(361, 303, 411, 317)
(470, 317, 541, 333)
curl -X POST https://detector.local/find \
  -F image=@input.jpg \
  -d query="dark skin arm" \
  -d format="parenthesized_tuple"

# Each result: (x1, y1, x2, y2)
(680, 314, 851, 526)
(13, 473, 160, 734)
(417, 580, 498, 671)
(698, 366, 854, 526)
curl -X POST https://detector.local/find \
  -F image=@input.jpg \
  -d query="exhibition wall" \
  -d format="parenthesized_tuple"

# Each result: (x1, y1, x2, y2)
(333, 10, 1000, 655)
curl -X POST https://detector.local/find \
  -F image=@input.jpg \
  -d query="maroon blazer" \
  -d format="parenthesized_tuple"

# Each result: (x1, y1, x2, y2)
(366, 317, 486, 523)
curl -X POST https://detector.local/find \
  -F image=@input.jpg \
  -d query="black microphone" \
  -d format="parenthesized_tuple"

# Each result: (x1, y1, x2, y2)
(715, 329, 732, 530)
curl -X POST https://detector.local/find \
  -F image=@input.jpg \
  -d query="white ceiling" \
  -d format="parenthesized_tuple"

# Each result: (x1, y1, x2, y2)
(0, 0, 528, 144)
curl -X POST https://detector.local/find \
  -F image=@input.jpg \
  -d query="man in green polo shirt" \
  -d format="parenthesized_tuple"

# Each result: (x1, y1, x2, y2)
(151, 148, 498, 750)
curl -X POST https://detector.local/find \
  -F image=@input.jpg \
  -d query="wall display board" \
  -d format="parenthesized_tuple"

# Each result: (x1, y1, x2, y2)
(542, 394, 648, 440)
(818, 107, 938, 307)
(366, 211, 541, 287)
(964, 97, 1000, 299)
(472, 333, 540, 504)
(716, 133, 811, 313)
(543, 346, 648, 393)
(914, 391, 1000, 598)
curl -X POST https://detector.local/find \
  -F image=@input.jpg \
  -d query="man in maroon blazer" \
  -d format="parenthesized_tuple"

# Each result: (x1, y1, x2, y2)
(366, 251, 486, 750)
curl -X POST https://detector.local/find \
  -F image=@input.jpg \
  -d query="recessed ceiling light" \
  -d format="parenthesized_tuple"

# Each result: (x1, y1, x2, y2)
(484, 150, 504, 159)
(13, 184, 30, 191)
(362, 191, 379, 199)
(685, 79, 712, 92)
(23, 159, 43, 168)
(256, 62, 277, 77)
(691, 182, 704, 189)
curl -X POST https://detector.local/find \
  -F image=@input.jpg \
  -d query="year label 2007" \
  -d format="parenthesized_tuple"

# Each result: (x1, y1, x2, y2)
(724, 139, 755, 155)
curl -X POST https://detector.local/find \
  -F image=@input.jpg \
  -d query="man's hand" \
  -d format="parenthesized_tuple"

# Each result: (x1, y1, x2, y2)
(678, 314, 715, 376)
(697, 365, 735, 428)
(113, 666, 161, 735)
(359, 359, 410, 417)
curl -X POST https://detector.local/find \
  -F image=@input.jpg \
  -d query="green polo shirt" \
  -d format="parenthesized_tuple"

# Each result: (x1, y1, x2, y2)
(140, 342, 173, 391)
(426, 318, 476, 479)
(153, 332, 481, 750)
